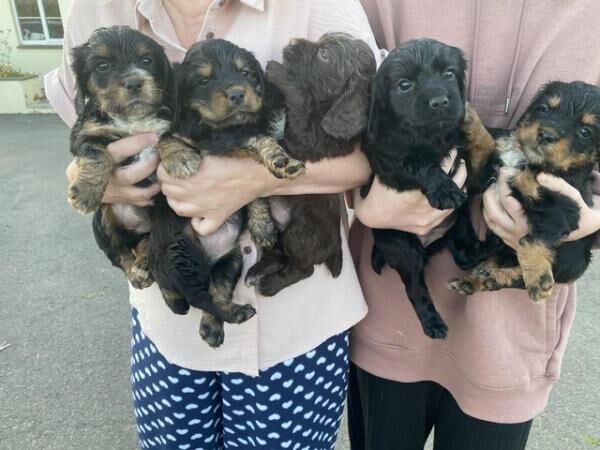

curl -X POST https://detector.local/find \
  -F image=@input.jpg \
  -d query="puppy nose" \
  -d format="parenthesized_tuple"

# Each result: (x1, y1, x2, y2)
(537, 128, 559, 144)
(227, 88, 245, 106)
(429, 95, 449, 110)
(125, 79, 144, 93)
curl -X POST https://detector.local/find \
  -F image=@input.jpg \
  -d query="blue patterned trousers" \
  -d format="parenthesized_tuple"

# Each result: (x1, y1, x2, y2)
(130, 310, 350, 449)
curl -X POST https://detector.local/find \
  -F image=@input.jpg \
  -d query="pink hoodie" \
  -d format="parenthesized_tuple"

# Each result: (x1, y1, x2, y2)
(353, 0, 600, 423)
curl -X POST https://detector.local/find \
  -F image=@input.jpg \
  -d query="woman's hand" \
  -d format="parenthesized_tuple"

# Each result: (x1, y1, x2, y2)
(353, 150, 467, 237)
(66, 133, 161, 206)
(482, 168, 529, 249)
(158, 155, 278, 236)
(537, 173, 600, 241)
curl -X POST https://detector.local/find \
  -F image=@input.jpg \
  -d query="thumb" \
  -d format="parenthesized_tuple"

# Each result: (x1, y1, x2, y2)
(191, 217, 223, 236)
(537, 173, 579, 198)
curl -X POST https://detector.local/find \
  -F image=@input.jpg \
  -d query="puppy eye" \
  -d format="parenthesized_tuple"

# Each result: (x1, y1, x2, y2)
(141, 57, 153, 66)
(536, 104, 550, 113)
(96, 61, 110, 72)
(318, 48, 329, 62)
(241, 68, 251, 77)
(578, 127, 592, 139)
(198, 77, 209, 86)
(396, 79, 413, 92)
(443, 69, 455, 80)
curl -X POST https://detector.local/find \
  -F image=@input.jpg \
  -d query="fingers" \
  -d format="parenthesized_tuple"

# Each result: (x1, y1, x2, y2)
(451, 159, 468, 189)
(482, 182, 515, 231)
(441, 149, 458, 173)
(103, 182, 161, 206)
(112, 151, 160, 186)
(191, 217, 224, 236)
(107, 133, 159, 164)
(537, 172, 583, 205)
(166, 197, 198, 218)
(66, 159, 78, 184)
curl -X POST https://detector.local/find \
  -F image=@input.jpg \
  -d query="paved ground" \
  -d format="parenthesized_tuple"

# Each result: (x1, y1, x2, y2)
(0, 114, 598, 450)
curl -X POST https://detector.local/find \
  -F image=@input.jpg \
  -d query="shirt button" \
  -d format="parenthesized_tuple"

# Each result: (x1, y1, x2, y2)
(206, 31, 215, 39)
(243, 246, 252, 255)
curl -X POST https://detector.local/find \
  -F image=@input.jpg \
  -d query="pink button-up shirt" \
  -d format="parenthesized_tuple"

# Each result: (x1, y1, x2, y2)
(45, 0, 380, 374)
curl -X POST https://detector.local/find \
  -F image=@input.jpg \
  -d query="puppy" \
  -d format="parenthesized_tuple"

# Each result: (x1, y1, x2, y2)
(69, 25, 175, 289)
(448, 81, 600, 302)
(153, 39, 303, 347)
(362, 38, 468, 339)
(245, 33, 376, 296)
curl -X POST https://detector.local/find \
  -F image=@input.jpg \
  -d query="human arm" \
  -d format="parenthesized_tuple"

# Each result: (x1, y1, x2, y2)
(158, 144, 371, 235)
(481, 169, 600, 249)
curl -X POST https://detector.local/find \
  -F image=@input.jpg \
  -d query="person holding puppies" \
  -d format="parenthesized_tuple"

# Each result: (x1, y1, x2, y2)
(348, 1, 600, 449)
(46, 1, 382, 448)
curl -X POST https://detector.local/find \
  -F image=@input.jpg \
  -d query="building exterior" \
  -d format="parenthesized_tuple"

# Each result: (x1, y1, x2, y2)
(0, 0, 71, 113)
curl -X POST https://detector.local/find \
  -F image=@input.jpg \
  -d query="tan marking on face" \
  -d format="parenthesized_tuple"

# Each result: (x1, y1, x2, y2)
(582, 113, 598, 126)
(547, 96, 561, 108)
(243, 85, 262, 112)
(197, 63, 212, 77)
(548, 138, 593, 170)
(510, 170, 540, 200)
(515, 120, 540, 146)
(95, 45, 112, 58)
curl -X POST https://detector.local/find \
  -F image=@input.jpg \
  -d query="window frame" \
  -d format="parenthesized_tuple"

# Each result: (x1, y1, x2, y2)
(10, 0, 64, 46)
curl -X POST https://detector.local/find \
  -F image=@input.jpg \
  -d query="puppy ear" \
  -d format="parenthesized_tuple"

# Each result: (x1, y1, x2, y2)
(365, 72, 386, 143)
(166, 62, 181, 129)
(266, 61, 305, 106)
(70, 42, 91, 116)
(321, 73, 370, 140)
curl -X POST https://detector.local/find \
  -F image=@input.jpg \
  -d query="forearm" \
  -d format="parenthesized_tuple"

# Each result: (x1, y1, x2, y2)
(266, 144, 371, 196)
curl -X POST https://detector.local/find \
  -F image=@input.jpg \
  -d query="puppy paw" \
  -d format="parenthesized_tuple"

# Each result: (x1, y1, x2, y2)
(448, 277, 475, 295)
(67, 182, 104, 214)
(199, 314, 225, 348)
(128, 263, 154, 290)
(421, 314, 448, 339)
(524, 270, 554, 303)
(427, 187, 467, 210)
(161, 152, 202, 179)
(273, 157, 306, 180)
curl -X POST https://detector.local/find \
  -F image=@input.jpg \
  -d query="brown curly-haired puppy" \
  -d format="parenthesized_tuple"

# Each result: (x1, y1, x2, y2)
(69, 25, 175, 290)
(448, 81, 600, 302)
(152, 39, 303, 346)
(245, 33, 377, 296)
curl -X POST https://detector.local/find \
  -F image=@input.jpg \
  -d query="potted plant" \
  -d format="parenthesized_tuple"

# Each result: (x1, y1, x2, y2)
(0, 29, 46, 114)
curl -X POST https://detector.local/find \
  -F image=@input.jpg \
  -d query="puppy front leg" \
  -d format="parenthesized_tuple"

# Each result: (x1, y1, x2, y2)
(248, 135, 305, 180)
(421, 166, 468, 210)
(516, 237, 555, 302)
(68, 143, 113, 214)
(158, 134, 203, 179)
(463, 102, 497, 178)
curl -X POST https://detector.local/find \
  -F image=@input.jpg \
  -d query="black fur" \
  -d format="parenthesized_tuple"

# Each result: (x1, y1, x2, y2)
(362, 38, 468, 339)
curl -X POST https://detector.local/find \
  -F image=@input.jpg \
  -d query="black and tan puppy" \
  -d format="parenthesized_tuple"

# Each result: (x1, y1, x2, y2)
(69, 25, 175, 289)
(448, 81, 600, 302)
(362, 38, 468, 339)
(153, 39, 303, 346)
(245, 33, 377, 296)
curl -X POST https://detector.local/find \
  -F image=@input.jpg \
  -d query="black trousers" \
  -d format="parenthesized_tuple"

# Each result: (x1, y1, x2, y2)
(348, 363, 533, 450)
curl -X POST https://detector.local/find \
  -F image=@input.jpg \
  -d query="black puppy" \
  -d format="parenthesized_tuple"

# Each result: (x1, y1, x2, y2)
(448, 81, 600, 302)
(362, 38, 468, 339)
(152, 39, 303, 346)
(69, 25, 175, 289)
(245, 33, 376, 296)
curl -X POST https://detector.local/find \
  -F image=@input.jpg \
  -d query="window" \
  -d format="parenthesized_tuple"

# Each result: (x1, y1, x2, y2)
(11, 0, 64, 45)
